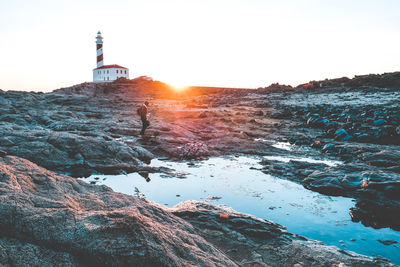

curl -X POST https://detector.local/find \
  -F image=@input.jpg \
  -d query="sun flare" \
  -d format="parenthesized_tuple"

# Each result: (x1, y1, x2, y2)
(170, 84, 189, 92)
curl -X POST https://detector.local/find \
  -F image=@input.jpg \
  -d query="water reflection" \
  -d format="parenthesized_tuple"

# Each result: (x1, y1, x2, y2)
(81, 156, 399, 264)
(263, 155, 342, 167)
(138, 171, 151, 182)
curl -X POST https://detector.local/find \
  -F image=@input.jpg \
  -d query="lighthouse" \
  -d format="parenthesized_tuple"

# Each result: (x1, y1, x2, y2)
(93, 31, 129, 82)
(96, 31, 104, 68)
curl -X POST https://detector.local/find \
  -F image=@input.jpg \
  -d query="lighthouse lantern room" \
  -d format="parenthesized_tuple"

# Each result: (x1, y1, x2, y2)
(93, 31, 129, 82)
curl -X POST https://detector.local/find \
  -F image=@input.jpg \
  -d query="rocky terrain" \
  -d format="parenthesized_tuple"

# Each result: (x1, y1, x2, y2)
(0, 73, 399, 265)
(0, 155, 393, 266)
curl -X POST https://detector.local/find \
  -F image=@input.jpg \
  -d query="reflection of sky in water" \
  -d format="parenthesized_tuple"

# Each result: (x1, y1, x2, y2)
(263, 155, 342, 167)
(81, 156, 400, 264)
(254, 140, 293, 151)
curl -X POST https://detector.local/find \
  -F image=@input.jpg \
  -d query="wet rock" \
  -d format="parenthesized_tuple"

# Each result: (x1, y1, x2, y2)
(350, 200, 400, 231)
(171, 201, 390, 267)
(373, 119, 387, 126)
(377, 240, 398, 246)
(343, 135, 353, 141)
(357, 133, 371, 142)
(322, 143, 335, 152)
(335, 129, 348, 140)
(307, 115, 331, 128)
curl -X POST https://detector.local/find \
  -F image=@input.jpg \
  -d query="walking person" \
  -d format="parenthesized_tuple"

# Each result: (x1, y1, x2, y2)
(137, 101, 150, 135)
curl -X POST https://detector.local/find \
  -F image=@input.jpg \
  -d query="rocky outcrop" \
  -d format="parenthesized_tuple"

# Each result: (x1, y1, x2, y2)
(1, 78, 399, 231)
(266, 87, 400, 230)
(0, 237, 80, 267)
(0, 155, 393, 266)
(296, 71, 400, 90)
(1, 74, 400, 263)
(0, 88, 154, 177)
(0, 155, 235, 266)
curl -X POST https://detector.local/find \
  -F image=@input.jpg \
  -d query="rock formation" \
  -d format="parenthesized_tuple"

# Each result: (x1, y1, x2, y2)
(0, 155, 392, 266)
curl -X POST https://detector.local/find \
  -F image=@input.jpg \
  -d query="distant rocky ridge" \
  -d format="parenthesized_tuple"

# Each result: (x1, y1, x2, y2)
(256, 71, 400, 91)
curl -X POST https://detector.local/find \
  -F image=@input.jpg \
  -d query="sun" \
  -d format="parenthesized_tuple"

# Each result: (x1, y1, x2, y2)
(169, 83, 189, 92)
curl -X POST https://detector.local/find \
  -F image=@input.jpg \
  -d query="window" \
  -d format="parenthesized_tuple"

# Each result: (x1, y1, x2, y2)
(107, 77, 109, 80)
(107, 70, 109, 74)
(116, 70, 118, 73)
(125, 70, 127, 74)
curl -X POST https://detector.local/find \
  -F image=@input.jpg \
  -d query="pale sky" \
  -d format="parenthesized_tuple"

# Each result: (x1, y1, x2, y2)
(1, 0, 400, 92)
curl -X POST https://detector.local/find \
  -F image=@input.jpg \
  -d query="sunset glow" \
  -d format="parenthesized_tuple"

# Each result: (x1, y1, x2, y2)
(171, 84, 189, 92)
(0, 0, 399, 91)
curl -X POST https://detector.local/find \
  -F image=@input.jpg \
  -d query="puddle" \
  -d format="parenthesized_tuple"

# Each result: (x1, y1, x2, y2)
(254, 139, 293, 151)
(263, 155, 342, 167)
(271, 142, 292, 151)
(81, 156, 400, 264)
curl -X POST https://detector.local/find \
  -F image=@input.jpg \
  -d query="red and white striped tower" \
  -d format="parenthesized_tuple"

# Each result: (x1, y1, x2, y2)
(96, 31, 104, 68)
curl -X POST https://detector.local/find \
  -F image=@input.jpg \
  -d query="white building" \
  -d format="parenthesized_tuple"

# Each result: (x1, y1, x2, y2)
(93, 64, 129, 82)
(93, 31, 129, 82)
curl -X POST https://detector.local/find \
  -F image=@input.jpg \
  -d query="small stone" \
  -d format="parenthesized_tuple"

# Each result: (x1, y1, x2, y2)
(373, 119, 387, 126)
(357, 134, 370, 141)
(377, 239, 398, 246)
(343, 135, 353, 141)
(335, 128, 348, 140)
(322, 143, 335, 151)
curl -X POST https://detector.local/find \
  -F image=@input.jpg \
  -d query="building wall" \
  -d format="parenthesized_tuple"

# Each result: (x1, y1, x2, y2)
(93, 68, 129, 82)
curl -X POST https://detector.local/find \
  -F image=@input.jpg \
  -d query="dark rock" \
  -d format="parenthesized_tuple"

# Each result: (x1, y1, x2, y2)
(307, 116, 331, 128)
(377, 240, 398, 246)
(343, 135, 353, 141)
(254, 110, 264, 116)
(357, 134, 371, 142)
(374, 119, 387, 126)
(198, 112, 207, 118)
(322, 143, 335, 152)
(335, 128, 348, 140)
(350, 200, 400, 231)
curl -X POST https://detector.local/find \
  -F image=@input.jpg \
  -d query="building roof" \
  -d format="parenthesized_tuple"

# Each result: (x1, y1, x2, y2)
(94, 64, 128, 70)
